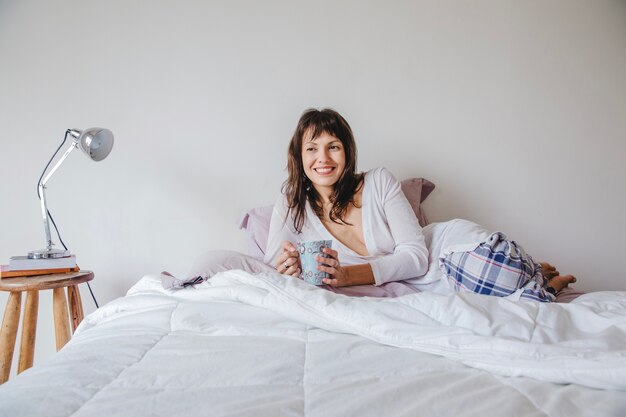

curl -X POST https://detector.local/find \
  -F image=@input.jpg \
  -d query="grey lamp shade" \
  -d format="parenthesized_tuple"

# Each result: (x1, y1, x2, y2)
(77, 128, 114, 161)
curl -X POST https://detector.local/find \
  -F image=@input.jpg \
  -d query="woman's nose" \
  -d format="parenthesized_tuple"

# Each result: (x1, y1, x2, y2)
(317, 149, 330, 162)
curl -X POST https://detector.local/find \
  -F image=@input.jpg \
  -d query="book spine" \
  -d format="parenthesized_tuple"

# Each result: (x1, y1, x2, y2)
(9, 256, 77, 271)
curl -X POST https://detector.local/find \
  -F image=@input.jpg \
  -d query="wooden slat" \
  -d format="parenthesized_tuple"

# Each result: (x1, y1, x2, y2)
(0, 291, 22, 383)
(52, 287, 70, 351)
(67, 285, 84, 332)
(18, 291, 39, 373)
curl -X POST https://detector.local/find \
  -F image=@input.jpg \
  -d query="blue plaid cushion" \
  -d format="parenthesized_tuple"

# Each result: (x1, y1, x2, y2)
(441, 232, 554, 302)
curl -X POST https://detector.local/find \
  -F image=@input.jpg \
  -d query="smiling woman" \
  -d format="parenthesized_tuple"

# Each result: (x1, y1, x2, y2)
(264, 108, 430, 288)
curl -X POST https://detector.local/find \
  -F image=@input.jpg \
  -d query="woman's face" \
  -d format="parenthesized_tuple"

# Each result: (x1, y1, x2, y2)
(301, 130, 346, 194)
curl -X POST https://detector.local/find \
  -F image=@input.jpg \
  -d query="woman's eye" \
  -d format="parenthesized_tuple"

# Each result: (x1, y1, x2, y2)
(306, 147, 316, 152)
(330, 145, 341, 150)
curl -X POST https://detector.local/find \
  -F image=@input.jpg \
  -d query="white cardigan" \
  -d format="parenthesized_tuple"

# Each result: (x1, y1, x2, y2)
(264, 167, 429, 286)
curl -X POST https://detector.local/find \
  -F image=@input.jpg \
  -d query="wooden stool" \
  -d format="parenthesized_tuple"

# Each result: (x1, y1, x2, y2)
(0, 271, 94, 384)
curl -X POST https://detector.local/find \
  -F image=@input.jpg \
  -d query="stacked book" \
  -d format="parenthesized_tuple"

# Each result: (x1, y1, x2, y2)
(0, 255, 79, 279)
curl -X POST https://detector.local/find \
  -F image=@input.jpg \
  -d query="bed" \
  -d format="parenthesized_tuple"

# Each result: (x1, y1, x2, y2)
(1, 178, 625, 416)
(1, 268, 625, 416)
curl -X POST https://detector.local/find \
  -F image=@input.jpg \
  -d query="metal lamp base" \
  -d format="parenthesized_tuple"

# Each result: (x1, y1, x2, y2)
(28, 248, 71, 259)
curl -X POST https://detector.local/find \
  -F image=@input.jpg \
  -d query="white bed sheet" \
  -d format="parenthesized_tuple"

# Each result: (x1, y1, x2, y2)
(0, 273, 625, 417)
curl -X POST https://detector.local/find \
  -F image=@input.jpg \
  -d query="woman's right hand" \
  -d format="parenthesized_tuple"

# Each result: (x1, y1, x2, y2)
(274, 241, 301, 277)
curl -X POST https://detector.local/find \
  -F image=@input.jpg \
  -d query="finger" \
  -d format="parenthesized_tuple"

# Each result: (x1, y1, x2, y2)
(322, 277, 338, 286)
(275, 255, 288, 270)
(283, 256, 301, 272)
(276, 262, 285, 274)
(276, 250, 300, 269)
(278, 255, 293, 271)
(322, 247, 338, 259)
(290, 268, 301, 278)
(317, 264, 336, 275)
(281, 241, 297, 253)
(276, 249, 291, 265)
(316, 255, 337, 268)
(285, 264, 300, 276)
(287, 253, 301, 269)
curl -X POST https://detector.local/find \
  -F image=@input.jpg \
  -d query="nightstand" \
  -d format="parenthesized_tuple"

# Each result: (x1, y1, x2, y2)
(0, 271, 94, 383)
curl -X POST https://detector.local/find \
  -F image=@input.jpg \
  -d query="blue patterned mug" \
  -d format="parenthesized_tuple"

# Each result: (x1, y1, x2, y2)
(297, 240, 333, 285)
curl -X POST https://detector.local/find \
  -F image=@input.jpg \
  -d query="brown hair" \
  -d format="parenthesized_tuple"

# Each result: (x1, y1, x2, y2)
(282, 108, 364, 233)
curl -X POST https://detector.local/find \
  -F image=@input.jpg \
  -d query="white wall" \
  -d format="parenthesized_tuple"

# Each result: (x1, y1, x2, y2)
(1, 0, 625, 371)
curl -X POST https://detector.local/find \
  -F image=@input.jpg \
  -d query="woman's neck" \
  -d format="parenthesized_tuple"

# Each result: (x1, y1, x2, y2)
(313, 185, 334, 205)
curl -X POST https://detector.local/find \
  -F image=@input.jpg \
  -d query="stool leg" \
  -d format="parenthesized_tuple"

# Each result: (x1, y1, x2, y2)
(18, 290, 39, 374)
(52, 287, 70, 351)
(0, 291, 22, 384)
(67, 285, 84, 333)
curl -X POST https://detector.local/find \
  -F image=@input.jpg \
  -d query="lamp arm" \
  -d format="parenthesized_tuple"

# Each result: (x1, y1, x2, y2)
(40, 141, 78, 187)
(38, 142, 78, 251)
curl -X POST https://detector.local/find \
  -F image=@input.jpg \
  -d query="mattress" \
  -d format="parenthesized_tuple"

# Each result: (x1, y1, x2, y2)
(0, 272, 625, 417)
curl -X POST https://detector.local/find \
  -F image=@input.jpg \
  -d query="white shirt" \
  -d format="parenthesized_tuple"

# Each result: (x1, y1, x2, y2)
(264, 167, 429, 286)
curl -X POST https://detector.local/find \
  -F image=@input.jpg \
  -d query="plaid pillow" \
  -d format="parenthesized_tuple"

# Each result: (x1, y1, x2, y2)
(440, 232, 554, 302)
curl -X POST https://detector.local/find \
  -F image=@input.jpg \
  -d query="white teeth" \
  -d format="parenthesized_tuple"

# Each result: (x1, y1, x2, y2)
(315, 168, 333, 174)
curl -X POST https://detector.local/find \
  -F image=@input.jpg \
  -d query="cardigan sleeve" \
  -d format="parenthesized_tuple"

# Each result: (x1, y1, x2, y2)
(263, 195, 299, 266)
(368, 168, 429, 285)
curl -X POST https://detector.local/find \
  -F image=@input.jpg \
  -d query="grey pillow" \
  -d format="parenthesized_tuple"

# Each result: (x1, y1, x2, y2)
(400, 177, 435, 227)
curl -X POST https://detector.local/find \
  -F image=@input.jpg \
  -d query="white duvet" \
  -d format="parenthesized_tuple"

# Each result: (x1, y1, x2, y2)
(128, 270, 626, 391)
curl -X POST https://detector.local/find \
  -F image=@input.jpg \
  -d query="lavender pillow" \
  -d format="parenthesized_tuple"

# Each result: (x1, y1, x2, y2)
(239, 205, 273, 260)
(239, 177, 435, 260)
(187, 250, 275, 279)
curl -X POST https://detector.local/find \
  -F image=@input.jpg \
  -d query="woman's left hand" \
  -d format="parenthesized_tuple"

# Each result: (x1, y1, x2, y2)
(317, 247, 349, 287)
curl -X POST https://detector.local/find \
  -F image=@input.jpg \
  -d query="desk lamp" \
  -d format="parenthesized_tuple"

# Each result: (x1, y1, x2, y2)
(28, 128, 114, 259)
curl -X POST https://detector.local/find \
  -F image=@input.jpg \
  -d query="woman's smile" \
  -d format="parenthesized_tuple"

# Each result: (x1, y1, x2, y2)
(314, 166, 336, 175)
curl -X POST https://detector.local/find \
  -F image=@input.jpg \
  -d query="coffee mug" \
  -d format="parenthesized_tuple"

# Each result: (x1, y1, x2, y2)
(296, 240, 333, 285)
